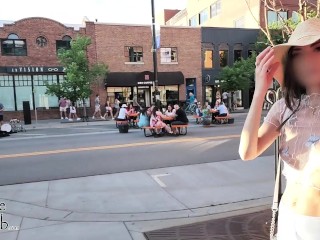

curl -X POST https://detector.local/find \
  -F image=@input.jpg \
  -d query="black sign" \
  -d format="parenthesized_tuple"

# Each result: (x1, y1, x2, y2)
(4, 66, 65, 74)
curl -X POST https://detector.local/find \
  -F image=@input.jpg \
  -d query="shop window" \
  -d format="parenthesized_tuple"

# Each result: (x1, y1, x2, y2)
(1, 33, 27, 56)
(203, 50, 214, 69)
(189, 15, 198, 26)
(0, 75, 15, 111)
(199, 9, 208, 25)
(124, 46, 143, 62)
(211, 0, 221, 18)
(56, 35, 72, 52)
(36, 36, 48, 47)
(160, 47, 178, 63)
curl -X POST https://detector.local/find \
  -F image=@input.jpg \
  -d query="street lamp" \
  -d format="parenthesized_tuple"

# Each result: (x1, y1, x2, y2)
(151, 0, 160, 108)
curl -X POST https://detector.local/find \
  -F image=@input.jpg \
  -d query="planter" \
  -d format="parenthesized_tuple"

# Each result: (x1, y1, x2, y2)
(118, 124, 129, 133)
(202, 118, 211, 126)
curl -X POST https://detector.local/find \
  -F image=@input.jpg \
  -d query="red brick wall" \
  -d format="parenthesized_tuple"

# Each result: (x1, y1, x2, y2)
(94, 23, 202, 101)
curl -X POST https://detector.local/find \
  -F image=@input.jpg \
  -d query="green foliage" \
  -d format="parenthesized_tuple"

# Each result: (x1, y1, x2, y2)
(46, 36, 108, 104)
(219, 53, 256, 92)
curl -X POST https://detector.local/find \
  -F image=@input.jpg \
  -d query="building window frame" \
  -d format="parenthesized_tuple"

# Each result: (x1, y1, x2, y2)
(56, 35, 72, 53)
(189, 15, 198, 26)
(203, 49, 214, 69)
(1, 38, 27, 56)
(160, 47, 178, 64)
(124, 46, 144, 63)
(36, 36, 48, 48)
(267, 10, 288, 26)
(199, 9, 209, 25)
(211, 0, 222, 18)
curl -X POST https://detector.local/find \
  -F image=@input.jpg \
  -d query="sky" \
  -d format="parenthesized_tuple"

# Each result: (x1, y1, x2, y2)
(0, 0, 188, 25)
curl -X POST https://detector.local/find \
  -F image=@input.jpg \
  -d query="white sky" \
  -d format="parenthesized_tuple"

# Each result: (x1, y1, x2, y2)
(0, 0, 188, 24)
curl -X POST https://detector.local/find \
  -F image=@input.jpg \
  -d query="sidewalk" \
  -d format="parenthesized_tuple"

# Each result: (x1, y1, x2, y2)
(0, 155, 276, 240)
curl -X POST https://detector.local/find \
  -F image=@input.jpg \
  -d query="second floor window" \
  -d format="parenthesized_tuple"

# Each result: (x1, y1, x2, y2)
(203, 50, 214, 69)
(160, 47, 178, 63)
(211, 0, 221, 18)
(189, 15, 198, 26)
(1, 33, 27, 56)
(56, 35, 72, 53)
(199, 9, 209, 25)
(125, 46, 143, 62)
(267, 11, 288, 25)
(219, 50, 228, 67)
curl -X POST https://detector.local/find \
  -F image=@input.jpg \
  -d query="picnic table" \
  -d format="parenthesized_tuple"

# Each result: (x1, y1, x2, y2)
(161, 115, 174, 121)
(128, 113, 139, 128)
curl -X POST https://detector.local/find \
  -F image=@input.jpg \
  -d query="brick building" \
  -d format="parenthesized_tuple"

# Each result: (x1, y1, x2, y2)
(95, 23, 202, 108)
(0, 17, 202, 120)
(0, 17, 96, 120)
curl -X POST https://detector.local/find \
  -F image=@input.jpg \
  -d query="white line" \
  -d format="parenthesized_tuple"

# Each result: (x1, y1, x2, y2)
(151, 173, 171, 188)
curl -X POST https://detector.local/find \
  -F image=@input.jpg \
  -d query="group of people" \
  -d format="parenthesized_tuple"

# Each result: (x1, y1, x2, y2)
(195, 100, 229, 124)
(115, 103, 189, 135)
(58, 97, 81, 121)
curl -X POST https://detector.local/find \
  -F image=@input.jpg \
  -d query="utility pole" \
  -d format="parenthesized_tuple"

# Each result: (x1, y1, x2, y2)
(151, 0, 160, 108)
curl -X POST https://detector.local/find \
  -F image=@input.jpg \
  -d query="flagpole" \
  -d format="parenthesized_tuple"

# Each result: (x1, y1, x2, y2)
(151, 0, 160, 108)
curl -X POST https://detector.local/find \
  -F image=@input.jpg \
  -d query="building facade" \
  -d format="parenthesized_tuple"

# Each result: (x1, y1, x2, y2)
(94, 23, 202, 108)
(0, 17, 96, 119)
(201, 27, 259, 109)
(166, 0, 316, 28)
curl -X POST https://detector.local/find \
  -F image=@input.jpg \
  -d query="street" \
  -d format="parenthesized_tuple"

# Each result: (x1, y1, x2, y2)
(0, 113, 274, 186)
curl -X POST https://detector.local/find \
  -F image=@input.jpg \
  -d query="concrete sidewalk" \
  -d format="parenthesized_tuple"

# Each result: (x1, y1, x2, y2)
(0, 155, 276, 240)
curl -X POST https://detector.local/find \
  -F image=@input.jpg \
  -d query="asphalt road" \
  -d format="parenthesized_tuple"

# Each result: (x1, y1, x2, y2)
(0, 115, 274, 186)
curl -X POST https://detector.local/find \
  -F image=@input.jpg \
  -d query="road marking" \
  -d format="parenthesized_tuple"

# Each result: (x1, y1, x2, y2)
(0, 134, 240, 159)
(151, 173, 171, 188)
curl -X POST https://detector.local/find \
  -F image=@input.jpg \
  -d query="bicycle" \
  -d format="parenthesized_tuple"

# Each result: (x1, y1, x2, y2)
(184, 103, 197, 115)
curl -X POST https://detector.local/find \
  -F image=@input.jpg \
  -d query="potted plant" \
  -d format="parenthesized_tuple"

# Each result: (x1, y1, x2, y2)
(202, 108, 211, 126)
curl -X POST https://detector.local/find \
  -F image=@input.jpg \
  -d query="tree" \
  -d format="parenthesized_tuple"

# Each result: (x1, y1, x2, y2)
(219, 55, 256, 92)
(46, 36, 108, 117)
(219, 54, 256, 110)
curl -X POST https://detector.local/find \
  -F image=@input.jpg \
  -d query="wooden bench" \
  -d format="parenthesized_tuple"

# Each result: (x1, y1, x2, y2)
(141, 126, 163, 137)
(193, 115, 202, 124)
(171, 124, 188, 135)
(214, 115, 233, 124)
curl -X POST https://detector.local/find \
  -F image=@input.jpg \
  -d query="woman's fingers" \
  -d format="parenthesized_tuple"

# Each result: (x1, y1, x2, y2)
(255, 46, 271, 65)
(258, 48, 275, 70)
(267, 62, 280, 77)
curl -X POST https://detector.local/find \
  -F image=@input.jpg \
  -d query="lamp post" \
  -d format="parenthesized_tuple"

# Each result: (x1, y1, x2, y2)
(151, 0, 160, 108)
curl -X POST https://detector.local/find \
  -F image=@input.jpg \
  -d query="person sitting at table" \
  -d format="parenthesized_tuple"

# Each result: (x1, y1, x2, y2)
(127, 104, 138, 125)
(171, 104, 189, 134)
(137, 108, 149, 128)
(165, 105, 176, 117)
(195, 103, 203, 124)
(150, 107, 173, 135)
(217, 101, 228, 117)
(204, 101, 211, 110)
(116, 104, 128, 122)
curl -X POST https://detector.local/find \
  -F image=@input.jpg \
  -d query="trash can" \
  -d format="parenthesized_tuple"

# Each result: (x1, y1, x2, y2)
(23, 101, 32, 125)
(118, 123, 129, 133)
(228, 118, 235, 124)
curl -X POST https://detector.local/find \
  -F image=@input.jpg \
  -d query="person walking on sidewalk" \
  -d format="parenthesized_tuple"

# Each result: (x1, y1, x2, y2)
(239, 19, 320, 240)
(59, 97, 68, 120)
(68, 103, 81, 121)
(114, 97, 120, 119)
(92, 94, 103, 120)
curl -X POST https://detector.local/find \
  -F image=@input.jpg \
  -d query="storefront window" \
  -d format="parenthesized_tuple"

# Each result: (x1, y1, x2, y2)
(0, 75, 15, 111)
(15, 75, 33, 110)
(205, 86, 213, 104)
(152, 85, 179, 107)
(33, 75, 59, 109)
(106, 87, 132, 104)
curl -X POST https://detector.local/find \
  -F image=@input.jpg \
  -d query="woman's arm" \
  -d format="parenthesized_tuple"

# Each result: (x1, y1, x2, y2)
(239, 47, 281, 161)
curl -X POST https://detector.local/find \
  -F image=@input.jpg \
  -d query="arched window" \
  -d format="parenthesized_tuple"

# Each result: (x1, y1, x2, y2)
(219, 43, 229, 67)
(7, 34, 19, 40)
(233, 43, 243, 62)
(1, 33, 27, 56)
(56, 35, 72, 52)
(62, 35, 72, 41)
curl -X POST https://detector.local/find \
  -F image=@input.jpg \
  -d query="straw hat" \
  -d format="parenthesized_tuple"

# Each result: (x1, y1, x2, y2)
(273, 18, 320, 85)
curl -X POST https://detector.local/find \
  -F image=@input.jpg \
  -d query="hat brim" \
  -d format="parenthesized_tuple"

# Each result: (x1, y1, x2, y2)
(272, 35, 320, 86)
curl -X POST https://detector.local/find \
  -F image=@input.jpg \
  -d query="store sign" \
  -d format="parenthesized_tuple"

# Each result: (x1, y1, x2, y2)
(137, 74, 153, 85)
(6, 66, 65, 73)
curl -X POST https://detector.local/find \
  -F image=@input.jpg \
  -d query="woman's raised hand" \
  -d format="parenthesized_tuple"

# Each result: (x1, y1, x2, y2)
(254, 47, 280, 95)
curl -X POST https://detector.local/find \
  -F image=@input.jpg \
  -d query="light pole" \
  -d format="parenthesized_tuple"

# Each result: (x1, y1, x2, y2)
(151, 0, 160, 108)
